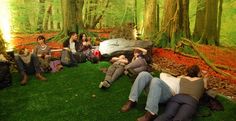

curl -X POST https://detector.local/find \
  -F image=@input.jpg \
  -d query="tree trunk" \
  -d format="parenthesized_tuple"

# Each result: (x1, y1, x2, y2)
(61, 0, 84, 35)
(203, 0, 218, 45)
(143, 0, 157, 39)
(136, 0, 145, 35)
(44, 5, 52, 31)
(37, 0, 46, 32)
(181, 0, 190, 38)
(194, 0, 219, 45)
(216, 0, 223, 46)
(193, 0, 206, 41)
(161, 0, 190, 49)
(156, 1, 159, 32)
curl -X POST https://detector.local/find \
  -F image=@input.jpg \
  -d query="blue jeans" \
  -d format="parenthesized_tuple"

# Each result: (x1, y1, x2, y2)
(14, 54, 41, 75)
(128, 71, 172, 114)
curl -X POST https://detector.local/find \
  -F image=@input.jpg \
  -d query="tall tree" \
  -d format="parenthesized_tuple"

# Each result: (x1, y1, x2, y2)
(161, 0, 190, 49)
(143, 0, 157, 39)
(192, 0, 205, 41)
(37, 0, 46, 32)
(44, 4, 53, 31)
(193, 0, 221, 45)
(61, 0, 84, 35)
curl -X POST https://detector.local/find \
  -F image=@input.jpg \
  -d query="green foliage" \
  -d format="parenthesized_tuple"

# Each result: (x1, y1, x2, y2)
(154, 33, 170, 48)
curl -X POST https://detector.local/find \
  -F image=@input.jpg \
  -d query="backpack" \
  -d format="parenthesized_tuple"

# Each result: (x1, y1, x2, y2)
(0, 62, 11, 89)
(50, 60, 63, 72)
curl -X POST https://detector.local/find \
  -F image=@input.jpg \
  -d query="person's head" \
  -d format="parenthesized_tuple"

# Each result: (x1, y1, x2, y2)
(69, 32, 78, 41)
(79, 33, 87, 41)
(186, 65, 200, 77)
(37, 35, 46, 44)
(133, 48, 143, 57)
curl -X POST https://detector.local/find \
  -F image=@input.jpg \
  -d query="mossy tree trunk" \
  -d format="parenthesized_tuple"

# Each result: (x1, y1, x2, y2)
(161, 0, 190, 49)
(44, 4, 52, 31)
(143, 0, 157, 39)
(61, 0, 84, 35)
(192, 0, 205, 42)
(37, 0, 46, 32)
(193, 0, 221, 46)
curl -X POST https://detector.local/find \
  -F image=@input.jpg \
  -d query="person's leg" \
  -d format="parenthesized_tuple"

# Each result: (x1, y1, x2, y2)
(14, 55, 27, 75)
(128, 71, 153, 102)
(14, 55, 28, 85)
(172, 95, 198, 121)
(145, 78, 173, 114)
(104, 64, 117, 82)
(121, 71, 153, 112)
(99, 64, 117, 88)
(31, 55, 46, 81)
(154, 96, 183, 121)
(109, 65, 124, 83)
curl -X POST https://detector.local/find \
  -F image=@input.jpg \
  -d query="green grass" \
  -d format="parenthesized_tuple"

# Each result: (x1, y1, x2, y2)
(0, 61, 236, 121)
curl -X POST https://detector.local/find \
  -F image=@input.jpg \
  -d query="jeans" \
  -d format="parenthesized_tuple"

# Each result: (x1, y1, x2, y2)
(154, 94, 198, 121)
(128, 71, 172, 114)
(14, 54, 41, 75)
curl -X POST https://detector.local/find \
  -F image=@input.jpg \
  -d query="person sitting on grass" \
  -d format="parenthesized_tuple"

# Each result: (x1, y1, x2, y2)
(154, 65, 207, 121)
(33, 35, 51, 72)
(62, 32, 85, 66)
(15, 48, 47, 86)
(120, 65, 204, 121)
(99, 55, 128, 88)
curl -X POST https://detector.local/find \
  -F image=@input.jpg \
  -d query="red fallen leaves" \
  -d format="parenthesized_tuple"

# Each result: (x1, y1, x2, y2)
(152, 48, 236, 84)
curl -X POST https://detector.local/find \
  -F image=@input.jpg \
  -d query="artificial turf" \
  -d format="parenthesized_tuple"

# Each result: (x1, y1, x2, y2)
(0, 61, 236, 121)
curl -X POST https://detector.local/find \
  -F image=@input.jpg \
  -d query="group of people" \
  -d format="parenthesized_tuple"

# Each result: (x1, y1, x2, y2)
(14, 32, 100, 85)
(14, 32, 208, 121)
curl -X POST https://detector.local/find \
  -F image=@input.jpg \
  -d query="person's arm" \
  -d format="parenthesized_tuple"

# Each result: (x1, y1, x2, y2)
(110, 57, 120, 63)
(118, 58, 129, 64)
(45, 46, 52, 58)
(135, 47, 147, 55)
(63, 40, 71, 51)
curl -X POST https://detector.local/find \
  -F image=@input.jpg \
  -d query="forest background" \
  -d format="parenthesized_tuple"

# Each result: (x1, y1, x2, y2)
(1, 0, 236, 47)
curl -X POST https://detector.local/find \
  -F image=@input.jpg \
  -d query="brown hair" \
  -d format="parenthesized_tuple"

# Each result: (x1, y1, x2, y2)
(186, 65, 200, 77)
(37, 35, 46, 43)
(134, 49, 143, 54)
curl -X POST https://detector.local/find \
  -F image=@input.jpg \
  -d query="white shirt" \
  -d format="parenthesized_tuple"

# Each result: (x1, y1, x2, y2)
(69, 41, 76, 54)
(160, 72, 181, 95)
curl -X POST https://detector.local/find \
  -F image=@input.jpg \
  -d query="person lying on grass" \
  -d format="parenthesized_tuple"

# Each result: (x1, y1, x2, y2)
(120, 65, 206, 121)
(99, 55, 128, 88)
(154, 65, 207, 121)
(99, 47, 149, 89)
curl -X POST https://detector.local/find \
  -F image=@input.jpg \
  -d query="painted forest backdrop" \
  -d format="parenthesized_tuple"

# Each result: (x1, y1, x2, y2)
(2, 0, 236, 47)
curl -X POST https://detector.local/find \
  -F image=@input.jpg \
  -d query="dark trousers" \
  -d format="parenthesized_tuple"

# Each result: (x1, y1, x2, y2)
(15, 54, 41, 75)
(154, 94, 198, 121)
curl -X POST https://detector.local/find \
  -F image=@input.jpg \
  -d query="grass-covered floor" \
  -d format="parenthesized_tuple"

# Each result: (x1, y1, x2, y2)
(0, 62, 236, 121)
